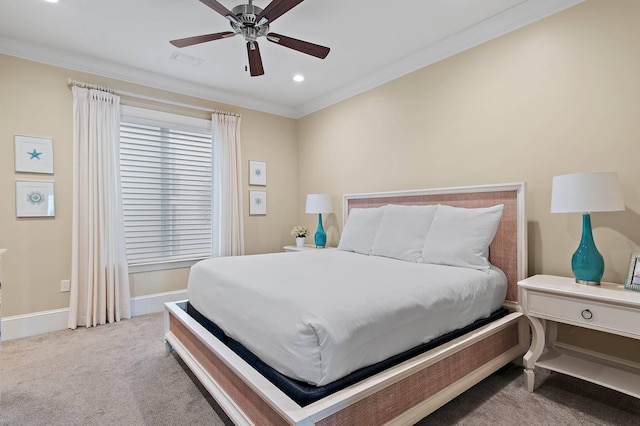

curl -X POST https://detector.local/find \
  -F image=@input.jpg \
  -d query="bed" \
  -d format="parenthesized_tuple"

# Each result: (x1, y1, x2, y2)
(164, 182, 528, 425)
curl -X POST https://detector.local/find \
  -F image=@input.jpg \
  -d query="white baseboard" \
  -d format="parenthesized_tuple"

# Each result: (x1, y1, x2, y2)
(130, 289, 188, 317)
(1, 308, 70, 342)
(1, 289, 187, 341)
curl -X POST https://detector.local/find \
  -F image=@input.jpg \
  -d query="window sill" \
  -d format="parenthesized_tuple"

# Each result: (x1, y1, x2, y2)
(128, 258, 205, 274)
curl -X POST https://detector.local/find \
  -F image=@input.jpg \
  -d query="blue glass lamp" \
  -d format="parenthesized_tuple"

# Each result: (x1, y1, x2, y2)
(551, 172, 625, 285)
(305, 194, 333, 248)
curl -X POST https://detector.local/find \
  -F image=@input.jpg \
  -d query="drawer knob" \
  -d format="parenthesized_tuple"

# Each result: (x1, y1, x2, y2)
(581, 309, 593, 320)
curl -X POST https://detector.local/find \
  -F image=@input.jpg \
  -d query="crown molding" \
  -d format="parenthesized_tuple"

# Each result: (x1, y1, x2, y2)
(0, 0, 582, 119)
(0, 35, 298, 118)
(295, 0, 584, 118)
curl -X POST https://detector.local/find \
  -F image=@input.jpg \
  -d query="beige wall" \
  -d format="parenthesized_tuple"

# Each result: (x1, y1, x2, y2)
(2, 0, 640, 360)
(298, 0, 640, 361)
(0, 54, 298, 317)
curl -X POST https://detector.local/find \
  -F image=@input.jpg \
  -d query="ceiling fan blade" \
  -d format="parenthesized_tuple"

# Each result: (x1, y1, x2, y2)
(170, 31, 236, 48)
(246, 42, 265, 77)
(256, 0, 304, 25)
(199, 0, 240, 23)
(266, 33, 330, 59)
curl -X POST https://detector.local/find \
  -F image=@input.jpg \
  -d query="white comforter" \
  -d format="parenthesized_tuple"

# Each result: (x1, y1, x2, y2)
(188, 249, 506, 386)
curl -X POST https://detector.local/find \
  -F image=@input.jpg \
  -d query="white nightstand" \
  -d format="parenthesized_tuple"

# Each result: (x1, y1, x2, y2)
(518, 274, 640, 398)
(283, 245, 335, 252)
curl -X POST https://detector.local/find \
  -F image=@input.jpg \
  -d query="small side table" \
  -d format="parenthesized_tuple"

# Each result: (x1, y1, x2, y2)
(283, 245, 335, 252)
(518, 274, 640, 398)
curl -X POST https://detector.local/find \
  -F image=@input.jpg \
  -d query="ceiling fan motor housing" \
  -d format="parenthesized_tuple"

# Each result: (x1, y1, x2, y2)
(231, 4, 269, 42)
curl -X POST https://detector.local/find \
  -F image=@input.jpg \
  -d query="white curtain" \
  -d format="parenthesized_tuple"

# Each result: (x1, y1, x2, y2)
(212, 112, 245, 257)
(68, 87, 130, 329)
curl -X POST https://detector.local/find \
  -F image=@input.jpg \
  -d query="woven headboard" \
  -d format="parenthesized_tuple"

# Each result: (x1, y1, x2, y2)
(344, 183, 526, 305)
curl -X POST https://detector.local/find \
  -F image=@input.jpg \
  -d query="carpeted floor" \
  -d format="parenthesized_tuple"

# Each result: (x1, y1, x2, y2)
(1, 312, 638, 425)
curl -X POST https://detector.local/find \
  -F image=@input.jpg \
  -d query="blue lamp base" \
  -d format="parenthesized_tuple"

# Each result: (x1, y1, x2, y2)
(571, 213, 604, 286)
(314, 213, 326, 248)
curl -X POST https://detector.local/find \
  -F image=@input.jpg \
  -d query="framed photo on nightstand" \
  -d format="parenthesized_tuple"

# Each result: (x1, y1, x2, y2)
(624, 252, 640, 292)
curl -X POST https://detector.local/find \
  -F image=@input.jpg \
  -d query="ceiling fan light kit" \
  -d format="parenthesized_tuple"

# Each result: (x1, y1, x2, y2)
(170, 0, 330, 77)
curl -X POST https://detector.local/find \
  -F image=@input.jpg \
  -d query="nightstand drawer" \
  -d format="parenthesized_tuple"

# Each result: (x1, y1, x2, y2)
(527, 292, 640, 339)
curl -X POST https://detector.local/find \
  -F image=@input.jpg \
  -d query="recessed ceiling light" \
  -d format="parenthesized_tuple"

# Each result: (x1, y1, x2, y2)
(44, 0, 59, 3)
(293, 74, 304, 82)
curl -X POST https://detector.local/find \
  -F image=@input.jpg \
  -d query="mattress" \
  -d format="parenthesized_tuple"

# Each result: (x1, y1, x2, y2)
(187, 249, 507, 387)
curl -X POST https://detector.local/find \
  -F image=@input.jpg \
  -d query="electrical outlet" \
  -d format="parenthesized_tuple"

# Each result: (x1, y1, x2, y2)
(61, 279, 70, 292)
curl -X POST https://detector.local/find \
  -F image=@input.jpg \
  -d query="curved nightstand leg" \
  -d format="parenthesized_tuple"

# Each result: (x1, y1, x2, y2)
(523, 316, 545, 392)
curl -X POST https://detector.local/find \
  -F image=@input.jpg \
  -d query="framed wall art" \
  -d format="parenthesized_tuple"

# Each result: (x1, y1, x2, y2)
(14, 135, 54, 174)
(249, 160, 266, 186)
(16, 181, 56, 217)
(624, 252, 640, 292)
(249, 190, 267, 215)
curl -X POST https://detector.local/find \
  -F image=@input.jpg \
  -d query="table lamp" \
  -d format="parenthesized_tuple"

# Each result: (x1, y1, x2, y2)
(550, 171, 624, 285)
(305, 194, 332, 248)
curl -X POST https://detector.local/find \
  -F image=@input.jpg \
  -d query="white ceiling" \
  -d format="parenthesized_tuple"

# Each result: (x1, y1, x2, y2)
(0, 0, 582, 118)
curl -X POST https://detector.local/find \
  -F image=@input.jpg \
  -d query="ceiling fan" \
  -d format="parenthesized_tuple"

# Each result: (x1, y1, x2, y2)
(170, 0, 330, 77)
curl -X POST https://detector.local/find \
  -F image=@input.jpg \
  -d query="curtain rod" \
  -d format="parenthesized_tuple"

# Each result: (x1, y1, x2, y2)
(66, 78, 240, 117)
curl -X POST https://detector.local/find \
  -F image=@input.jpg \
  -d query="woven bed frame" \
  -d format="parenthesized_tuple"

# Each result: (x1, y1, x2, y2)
(164, 182, 529, 425)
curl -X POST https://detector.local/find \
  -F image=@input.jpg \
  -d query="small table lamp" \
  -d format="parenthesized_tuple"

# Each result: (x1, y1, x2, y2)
(551, 171, 624, 285)
(305, 194, 332, 248)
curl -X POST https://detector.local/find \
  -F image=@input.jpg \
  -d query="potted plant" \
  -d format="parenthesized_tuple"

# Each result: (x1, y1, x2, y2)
(290, 226, 309, 248)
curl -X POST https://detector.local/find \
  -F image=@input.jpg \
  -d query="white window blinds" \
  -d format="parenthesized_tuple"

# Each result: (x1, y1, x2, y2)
(119, 106, 212, 267)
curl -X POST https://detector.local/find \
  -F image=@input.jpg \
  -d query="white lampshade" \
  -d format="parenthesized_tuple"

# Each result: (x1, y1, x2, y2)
(305, 194, 333, 214)
(551, 172, 625, 213)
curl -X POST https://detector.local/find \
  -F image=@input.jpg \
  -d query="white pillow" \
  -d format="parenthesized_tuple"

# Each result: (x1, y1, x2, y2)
(371, 204, 437, 262)
(421, 204, 504, 271)
(337, 206, 385, 255)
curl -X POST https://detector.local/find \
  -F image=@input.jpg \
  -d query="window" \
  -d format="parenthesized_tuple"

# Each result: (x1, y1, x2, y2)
(119, 106, 212, 271)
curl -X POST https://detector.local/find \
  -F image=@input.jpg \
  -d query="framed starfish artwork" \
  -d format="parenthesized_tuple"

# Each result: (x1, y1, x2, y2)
(249, 190, 267, 215)
(14, 135, 54, 174)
